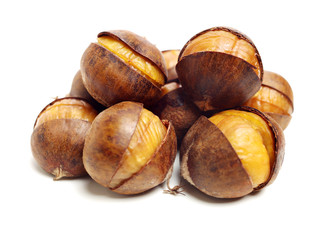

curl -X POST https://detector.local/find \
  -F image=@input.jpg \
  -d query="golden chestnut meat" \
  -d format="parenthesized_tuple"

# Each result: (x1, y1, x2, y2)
(151, 82, 201, 144)
(68, 70, 105, 112)
(176, 27, 263, 111)
(80, 30, 168, 107)
(180, 107, 285, 198)
(244, 71, 294, 130)
(162, 50, 180, 82)
(31, 97, 98, 180)
(83, 101, 177, 195)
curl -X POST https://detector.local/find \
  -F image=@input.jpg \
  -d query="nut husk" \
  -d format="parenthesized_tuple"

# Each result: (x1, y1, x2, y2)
(80, 30, 167, 107)
(83, 101, 177, 195)
(176, 27, 263, 111)
(245, 71, 294, 130)
(151, 82, 201, 144)
(162, 49, 180, 82)
(180, 106, 285, 198)
(31, 97, 97, 180)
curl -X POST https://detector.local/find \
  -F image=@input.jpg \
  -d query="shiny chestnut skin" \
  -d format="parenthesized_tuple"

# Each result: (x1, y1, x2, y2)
(151, 82, 201, 144)
(31, 97, 98, 180)
(176, 27, 263, 112)
(68, 70, 106, 112)
(244, 71, 294, 130)
(80, 30, 168, 107)
(83, 101, 177, 195)
(162, 50, 180, 82)
(180, 107, 285, 198)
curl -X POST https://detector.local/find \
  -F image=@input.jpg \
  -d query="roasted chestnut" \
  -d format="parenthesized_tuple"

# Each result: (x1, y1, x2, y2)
(176, 27, 263, 111)
(68, 70, 106, 111)
(180, 107, 284, 198)
(80, 30, 168, 107)
(31, 97, 98, 180)
(162, 49, 180, 82)
(152, 82, 201, 144)
(83, 101, 177, 195)
(244, 71, 294, 130)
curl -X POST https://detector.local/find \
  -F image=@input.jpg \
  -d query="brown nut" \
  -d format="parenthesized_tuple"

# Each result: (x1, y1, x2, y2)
(31, 97, 98, 180)
(80, 30, 168, 107)
(68, 70, 106, 112)
(162, 49, 180, 82)
(244, 71, 294, 130)
(176, 27, 263, 111)
(180, 107, 285, 198)
(151, 82, 201, 144)
(83, 101, 177, 195)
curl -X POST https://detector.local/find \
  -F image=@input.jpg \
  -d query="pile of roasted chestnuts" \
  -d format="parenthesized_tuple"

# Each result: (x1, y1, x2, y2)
(31, 26, 294, 198)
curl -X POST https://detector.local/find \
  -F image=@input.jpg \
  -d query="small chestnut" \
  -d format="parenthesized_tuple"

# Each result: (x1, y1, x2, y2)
(31, 97, 98, 180)
(83, 101, 177, 195)
(180, 107, 285, 198)
(162, 49, 180, 82)
(244, 71, 294, 130)
(68, 70, 106, 111)
(176, 27, 263, 111)
(151, 82, 201, 144)
(80, 30, 168, 107)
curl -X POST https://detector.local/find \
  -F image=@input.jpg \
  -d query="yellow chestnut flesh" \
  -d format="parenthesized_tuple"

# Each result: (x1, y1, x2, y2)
(35, 98, 98, 128)
(180, 30, 261, 78)
(109, 108, 167, 188)
(98, 36, 165, 87)
(163, 50, 180, 70)
(245, 86, 293, 115)
(209, 110, 275, 188)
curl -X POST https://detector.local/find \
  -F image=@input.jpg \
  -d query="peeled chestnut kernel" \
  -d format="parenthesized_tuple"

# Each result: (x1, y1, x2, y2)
(83, 101, 177, 195)
(80, 30, 168, 107)
(68, 70, 106, 112)
(180, 107, 285, 198)
(151, 82, 201, 144)
(162, 50, 180, 82)
(31, 97, 98, 180)
(176, 27, 263, 111)
(244, 71, 294, 130)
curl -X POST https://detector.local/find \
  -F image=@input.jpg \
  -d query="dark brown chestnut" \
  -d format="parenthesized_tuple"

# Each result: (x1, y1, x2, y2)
(83, 101, 177, 195)
(180, 107, 285, 198)
(162, 49, 180, 82)
(31, 97, 98, 180)
(176, 27, 263, 112)
(80, 30, 168, 107)
(68, 70, 106, 112)
(244, 71, 294, 130)
(151, 82, 201, 144)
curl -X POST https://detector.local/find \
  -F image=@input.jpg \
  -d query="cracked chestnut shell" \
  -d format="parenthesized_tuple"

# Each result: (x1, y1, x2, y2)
(68, 70, 106, 112)
(151, 82, 201, 144)
(176, 27, 263, 111)
(180, 107, 285, 198)
(80, 30, 168, 107)
(31, 97, 98, 180)
(244, 71, 294, 130)
(162, 49, 180, 82)
(83, 101, 177, 195)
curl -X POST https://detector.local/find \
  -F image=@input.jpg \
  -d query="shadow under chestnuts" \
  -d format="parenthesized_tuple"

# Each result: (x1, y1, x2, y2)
(31, 27, 293, 199)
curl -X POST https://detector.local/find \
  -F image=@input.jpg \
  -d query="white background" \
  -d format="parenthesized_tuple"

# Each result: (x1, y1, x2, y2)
(1, 0, 329, 239)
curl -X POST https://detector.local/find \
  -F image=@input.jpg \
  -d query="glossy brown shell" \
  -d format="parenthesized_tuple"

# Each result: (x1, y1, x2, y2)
(176, 27, 263, 111)
(68, 70, 105, 112)
(80, 30, 167, 107)
(180, 107, 285, 198)
(31, 119, 90, 180)
(83, 101, 177, 195)
(151, 86, 201, 144)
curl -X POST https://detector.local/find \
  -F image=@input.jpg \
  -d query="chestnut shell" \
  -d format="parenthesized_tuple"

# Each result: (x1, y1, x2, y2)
(83, 101, 177, 195)
(180, 107, 285, 198)
(80, 30, 167, 107)
(31, 98, 95, 180)
(176, 27, 263, 112)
